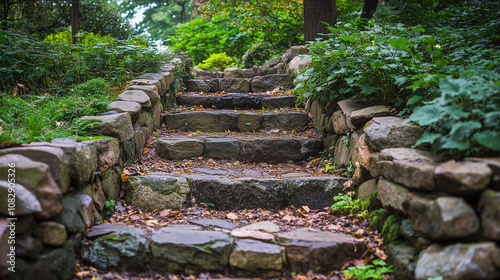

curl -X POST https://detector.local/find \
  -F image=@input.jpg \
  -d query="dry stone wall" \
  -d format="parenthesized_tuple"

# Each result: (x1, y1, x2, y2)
(0, 56, 190, 280)
(306, 97, 500, 280)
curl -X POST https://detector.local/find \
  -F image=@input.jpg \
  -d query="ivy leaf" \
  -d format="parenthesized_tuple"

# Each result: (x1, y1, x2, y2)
(414, 131, 442, 147)
(442, 121, 482, 150)
(407, 105, 444, 126)
(473, 130, 500, 151)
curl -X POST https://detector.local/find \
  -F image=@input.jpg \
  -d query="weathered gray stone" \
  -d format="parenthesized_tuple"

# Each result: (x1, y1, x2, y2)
(177, 94, 213, 108)
(192, 66, 216, 79)
(229, 239, 283, 276)
(349, 130, 362, 164)
(288, 55, 312, 73)
(310, 101, 323, 129)
(93, 138, 120, 173)
(350, 105, 392, 128)
(387, 241, 417, 280)
(252, 74, 295, 92)
(261, 95, 297, 109)
(134, 125, 146, 157)
(277, 228, 366, 273)
(0, 155, 62, 220)
(281, 45, 308, 63)
(231, 230, 275, 241)
(185, 79, 209, 92)
(261, 112, 308, 131)
(121, 139, 136, 163)
(214, 94, 263, 109)
(127, 84, 160, 105)
(377, 178, 410, 214)
(109, 101, 141, 121)
(204, 138, 240, 160)
(164, 111, 238, 132)
(332, 110, 349, 134)
(238, 221, 280, 233)
(154, 137, 205, 160)
(81, 112, 134, 142)
(189, 219, 239, 230)
(467, 158, 500, 190)
(130, 79, 162, 96)
(37, 221, 67, 246)
(0, 145, 70, 192)
(240, 68, 254, 78)
(357, 134, 371, 170)
(358, 179, 378, 202)
(238, 112, 261, 132)
(125, 175, 190, 210)
(479, 189, 500, 240)
(117, 90, 151, 109)
(323, 134, 338, 156)
(56, 192, 93, 233)
(400, 219, 432, 251)
(224, 67, 242, 78)
(364, 117, 423, 151)
(285, 176, 347, 209)
(152, 102, 162, 127)
(333, 136, 350, 167)
(0, 180, 41, 216)
(301, 139, 324, 160)
(136, 110, 154, 136)
(352, 161, 371, 185)
(404, 194, 479, 240)
(239, 137, 302, 163)
(190, 175, 286, 210)
(137, 73, 167, 94)
(151, 226, 232, 273)
(377, 148, 441, 191)
(220, 78, 250, 93)
(83, 225, 151, 271)
(435, 160, 492, 195)
(15, 235, 43, 259)
(100, 166, 122, 200)
(337, 99, 367, 130)
(415, 242, 500, 280)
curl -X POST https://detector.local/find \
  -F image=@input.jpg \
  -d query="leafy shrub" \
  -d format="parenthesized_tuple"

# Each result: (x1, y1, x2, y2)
(331, 194, 368, 217)
(241, 42, 274, 68)
(197, 52, 235, 71)
(73, 78, 110, 96)
(408, 68, 500, 157)
(343, 259, 393, 280)
(45, 29, 115, 46)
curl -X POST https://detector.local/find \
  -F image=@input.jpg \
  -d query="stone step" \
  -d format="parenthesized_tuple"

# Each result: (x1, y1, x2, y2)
(82, 223, 365, 276)
(124, 174, 348, 211)
(153, 135, 323, 162)
(163, 110, 308, 132)
(185, 75, 295, 93)
(177, 93, 297, 110)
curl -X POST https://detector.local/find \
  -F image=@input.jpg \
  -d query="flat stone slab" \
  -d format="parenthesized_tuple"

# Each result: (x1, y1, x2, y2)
(364, 117, 423, 151)
(153, 136, 323, 162)
(350, 105, 392, 128)
(229, 239, 283, 276)
(189, 219, 239, 230)
(117, 90, 151, 109)
(164, 111, 308, 132)
(252, 74, 295, 92)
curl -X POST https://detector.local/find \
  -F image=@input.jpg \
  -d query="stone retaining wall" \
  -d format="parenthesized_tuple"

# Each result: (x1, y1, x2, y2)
(0, 56, 191, 280)
(306, 98, 500, 280)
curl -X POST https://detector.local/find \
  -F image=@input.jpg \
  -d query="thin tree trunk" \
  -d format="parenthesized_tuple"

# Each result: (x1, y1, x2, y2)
(360, 0, 379, 19)
(71, 0, 79, 44)
(303, 0, 336, 42)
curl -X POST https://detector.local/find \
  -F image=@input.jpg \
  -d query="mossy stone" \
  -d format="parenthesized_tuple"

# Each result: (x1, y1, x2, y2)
(369, 208, 388, 231)
(382, 215, 404, 244)
(368, 191, 383, 212)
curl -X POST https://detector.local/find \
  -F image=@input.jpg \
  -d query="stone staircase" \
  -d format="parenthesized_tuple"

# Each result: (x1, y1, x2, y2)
(80, 74, 369, 277)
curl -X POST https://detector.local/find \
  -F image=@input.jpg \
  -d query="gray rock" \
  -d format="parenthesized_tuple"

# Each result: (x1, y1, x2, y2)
(150, 226, 232, 273)
(332, 110, 350, 135)
(377, 148, 441, 191)
(281, 45, 309, 63)
(479, 189, 500, 240)
(117, 90, 151, 109)
(350, 105, 392, 128)
(190, 175, 286, 210)
(15, 235, 43, 259)
(231, 229, 275, 241)
(100, 166, 122, 200)
(238, 221, 280, 233)
(37, 221, 67, 246)
(154, 137, 205, 160)
(357, 134, 371, 170)
(152, 102, 162, 128)
(125, 175, 190, 210)
(333, 136, 350, 167)
(404, 194, 479, 240)
(164, 111, 238, 132)
(237, 112, 261, 132)
(364, 117, 423, 151)
(137, 73, 167, 94)
(126, 84, 160, 105)
(192, 66, 216, 79)
(108, 101, 141, 121)
(288, 55, 312, 73)
(252, 74, 295, 92)
(229, 239, 283, 276)
(377, 178, 410, 214)
(301, 139, 324, 160)
(260, 112, 308, 131)
(0, 154, 62, 220)
(136, 110, 154, 136)
(415, 242, 500, 280)
(214, 94, 263, 109)
(56, 192, 93, 233)
(358, 179, 378, 202)
(435, 160, 492, 195)
(185, 79, 209, 92)
(239, 137, 302, 163)
(277, 228, 366, 273)
(349, 130, 362, 164)
(224, 67, 242, 78)
(189, 219, 239, 230)
(81, 112, 134, 142)
(93, 138, 120, 173)
(0, 180, 41, 216)
(387, 241, 417, 280)
(0, 145, 70, 192)
(261, 96, 297, 109)
(82, 225, 151, 271)
(323, 134, 338, 156)
(337, 99, 368, 130)
(134, 125, 146, 157)
(467, 158, 500, 190)
(129, 79, 162, 96)
(220, 78, 250, 93)
(240, 68, 254, 78)
(352, 161, 371, 185)
(310, 101, 323, 129)
(204, 138, 240, 160)
(121, 139, 136, 163)
(177, 94, 213, 108)
(285, 176, 347, 209)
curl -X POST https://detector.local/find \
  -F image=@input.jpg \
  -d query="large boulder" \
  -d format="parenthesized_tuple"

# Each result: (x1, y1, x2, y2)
(364, 117, 423, 151)
(404, 194, 479, 240)
(415, 242, 500, 280)
(124, 175, 190, 210)
(81, 112, 134, 143)
(435, 160, 492, 195)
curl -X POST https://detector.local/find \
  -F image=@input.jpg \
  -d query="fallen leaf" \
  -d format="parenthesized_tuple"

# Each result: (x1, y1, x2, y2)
(354, 229, 365, 236)
(374, 247, 388, 260)
(302, 205, 311, 213)
(75, 271, 91, 277)
(353, 259, 366, 266)
(130, 215, 141, 220)
(227, 212, 238, 220)
(121, 172, 129, 182)
(144, 148, 150, 154)
(328, 224, 341, 231)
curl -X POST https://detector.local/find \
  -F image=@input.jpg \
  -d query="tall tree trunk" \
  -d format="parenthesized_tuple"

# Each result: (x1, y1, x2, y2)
(71, 0, 79, 44)
(303, 0, 336, 42)
(360, 0, 379, 20)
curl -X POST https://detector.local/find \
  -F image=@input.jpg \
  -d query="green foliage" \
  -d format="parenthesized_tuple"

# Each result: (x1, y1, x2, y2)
(45, 29, 115, 46)
(73, 78, 110, 96)
(343, 259, 393, 280)
(382, 215, 404, 244)
(369, 209, 388, 231)
(331, 194, 368, 218)
(102, 199, 116, 219)
(197, 52, 235, 71)
(408, 69, 500, 157)
(241, 42, 274, 68)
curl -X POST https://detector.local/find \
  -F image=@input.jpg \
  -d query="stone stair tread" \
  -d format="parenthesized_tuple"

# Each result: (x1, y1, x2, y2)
(177, 93, 297, 109)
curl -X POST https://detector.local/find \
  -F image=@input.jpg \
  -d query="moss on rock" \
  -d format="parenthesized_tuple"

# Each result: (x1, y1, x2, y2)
(369, 208, 388, 231)
(382, 215, 404, 244)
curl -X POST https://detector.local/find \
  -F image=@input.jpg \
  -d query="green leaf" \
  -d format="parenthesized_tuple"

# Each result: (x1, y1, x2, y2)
(408, 105, 444, 126)
(439, 78, 473, 96)
(414, 131, 442, 147)
(473, 130, 500, 151)
(442, 121, 482, 150)
(338, 35, 355, 43)
(389, 37, 408, 48)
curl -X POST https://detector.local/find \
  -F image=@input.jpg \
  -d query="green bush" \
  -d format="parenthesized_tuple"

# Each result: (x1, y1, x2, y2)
(241, 42, 274, 68)
(197, 52, 235, 71)
(73, 78, 110, 96)
(45, 29, 115, 46)
(331, 193, 368, 217)
(343, 259, 393, 280)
